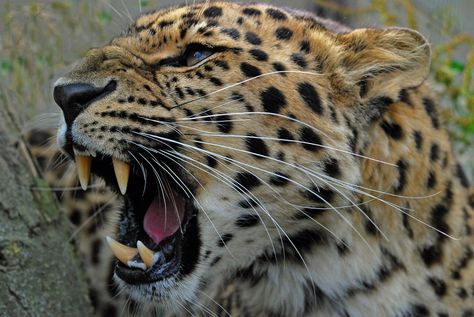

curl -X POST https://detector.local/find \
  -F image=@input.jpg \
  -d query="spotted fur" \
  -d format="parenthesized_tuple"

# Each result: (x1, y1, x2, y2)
(30, 2, 473, 317)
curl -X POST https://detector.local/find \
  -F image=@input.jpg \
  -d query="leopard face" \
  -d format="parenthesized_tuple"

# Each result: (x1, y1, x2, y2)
(53, 2, 435, 312)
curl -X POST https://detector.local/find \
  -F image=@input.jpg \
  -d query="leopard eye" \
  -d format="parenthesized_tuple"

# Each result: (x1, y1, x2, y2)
(184, 44, 213, 66)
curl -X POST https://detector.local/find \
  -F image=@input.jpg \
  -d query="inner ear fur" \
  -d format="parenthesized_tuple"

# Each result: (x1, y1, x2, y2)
(337, 27, 431, 100)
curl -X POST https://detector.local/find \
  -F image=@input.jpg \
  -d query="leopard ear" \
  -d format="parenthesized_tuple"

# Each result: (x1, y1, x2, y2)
(338, 27, 431, 99)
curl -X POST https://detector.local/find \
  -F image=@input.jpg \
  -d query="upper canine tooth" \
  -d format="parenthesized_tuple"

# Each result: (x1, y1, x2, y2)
(137, 240, 155, 268)
(106, 236, 138, 266)
(75, 155, 92, 191)
(112, 158, 130, 195)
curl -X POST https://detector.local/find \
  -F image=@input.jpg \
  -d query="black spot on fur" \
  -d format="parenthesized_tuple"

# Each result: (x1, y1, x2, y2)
(456, 164, 470, 188)
(394, 160, 408, 193)
(300, 40, 311, 53)
(305, 186, 334, 204)
(363, 207, 378, 236)
(277, 127, 294, 144)
(427, 276, 447, 297)
(203, 6, 223, 18)
(234, 172, 261, 191)
(242, 8, 261, 16)
(287, 229, 327, 255)
(423, 97, 440, 129)
(249, 49, 268, 61)
(328, 105, 339, 123)
(234, 263, 265, 286)
(159, 20, 174, 28)
(457, 288, 468, 299)
(275, 27, 293, 40)
(260, 86, 287, 113)
(430, 143, 440, 162)
(174, 87, 184, 100)
(235, 214, 260, 228)
(451, 246, 473, 280)
(91, 238, 101, 265)
(399, 89, 412, 105)
(270, 172, 289, 186)
(366, 96, 393, 121)
(291, 53, 307, 68)
(214, 60, 229, 70)
(209, 77, 223, 86)
(297, 82, 323, 115)
(427, 171, 437, 189)
(323, 158, 341, 178)
(413, 130, 423, 151)
(216, 114, 232, 133)
(210, 256, 221, 266)
(402, 209, 414, 239)
(221, 28, 240, 40)
(336, 242, 349, 255)
(272, 62, 286, 74)
(266, 8, 287, 20)
(203, 250, 212, 260)
(217, 233, 233, 247)
(407, 304, 430, 317)
(245, 32, 262, 45)
(299, 127, 323, 152)
(240, 62, 262, 77)
(69, 209, 81, 226)
(297, 207, 328, 219)
(420, 244, 442, 266)
(246, 133, 269, 159)
(206, 155, 218, 168)
(380, 120, 403, 139)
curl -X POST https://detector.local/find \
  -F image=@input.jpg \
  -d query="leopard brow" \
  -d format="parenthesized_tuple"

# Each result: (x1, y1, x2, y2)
(148, 44, 231, 69)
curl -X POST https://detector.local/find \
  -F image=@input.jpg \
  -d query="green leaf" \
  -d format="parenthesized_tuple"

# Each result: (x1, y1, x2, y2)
(449, 60, 465, 73)
(97, 10, 112, 24)
(0, 60, 13, 74)
(466, 122, 474, 134)
(140, 0, 151, 8)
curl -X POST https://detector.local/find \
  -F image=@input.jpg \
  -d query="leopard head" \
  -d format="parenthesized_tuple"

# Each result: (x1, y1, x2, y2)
(54, 2, 430, 311)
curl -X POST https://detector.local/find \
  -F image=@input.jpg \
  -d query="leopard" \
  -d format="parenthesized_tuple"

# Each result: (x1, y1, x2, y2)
(29, 1, 474, 316)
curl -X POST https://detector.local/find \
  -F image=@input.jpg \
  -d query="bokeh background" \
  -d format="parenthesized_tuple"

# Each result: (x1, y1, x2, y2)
(0, 0, 473, 179)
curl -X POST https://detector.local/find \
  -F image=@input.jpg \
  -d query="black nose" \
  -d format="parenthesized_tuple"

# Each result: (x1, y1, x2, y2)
(54, 80, 116, 126)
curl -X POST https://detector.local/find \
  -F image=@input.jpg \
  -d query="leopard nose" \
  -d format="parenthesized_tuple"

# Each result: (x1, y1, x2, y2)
(54, 80, 116, 126)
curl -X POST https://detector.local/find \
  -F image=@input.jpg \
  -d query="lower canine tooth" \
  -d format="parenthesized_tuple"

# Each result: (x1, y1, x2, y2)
(112, 159, 130, 195)
(106, 236, 138, 266)
(137, 241, 155, 268)
(75, 155, 92, 191)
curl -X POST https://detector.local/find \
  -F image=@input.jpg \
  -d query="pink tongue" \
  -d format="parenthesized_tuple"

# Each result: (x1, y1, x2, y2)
(143, 194, 185, 245)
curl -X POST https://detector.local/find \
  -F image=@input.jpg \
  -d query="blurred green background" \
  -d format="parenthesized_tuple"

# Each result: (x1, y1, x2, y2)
(0, 0, 472, 179)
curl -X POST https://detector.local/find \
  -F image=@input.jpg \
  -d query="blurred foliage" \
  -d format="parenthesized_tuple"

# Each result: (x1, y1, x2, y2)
(0, 0, 472, 174)
(316, 0, 474, 169)
(0, 1, 109, 122)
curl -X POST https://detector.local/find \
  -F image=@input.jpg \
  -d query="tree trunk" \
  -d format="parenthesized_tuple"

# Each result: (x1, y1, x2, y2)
(0, 104, 92, 316)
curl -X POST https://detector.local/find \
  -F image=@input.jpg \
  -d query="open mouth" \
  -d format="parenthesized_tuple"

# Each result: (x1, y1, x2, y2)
(70, 145, 200, 286)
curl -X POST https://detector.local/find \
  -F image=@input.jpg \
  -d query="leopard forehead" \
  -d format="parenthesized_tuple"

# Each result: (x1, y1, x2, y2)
(117, 2, 348, 52)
